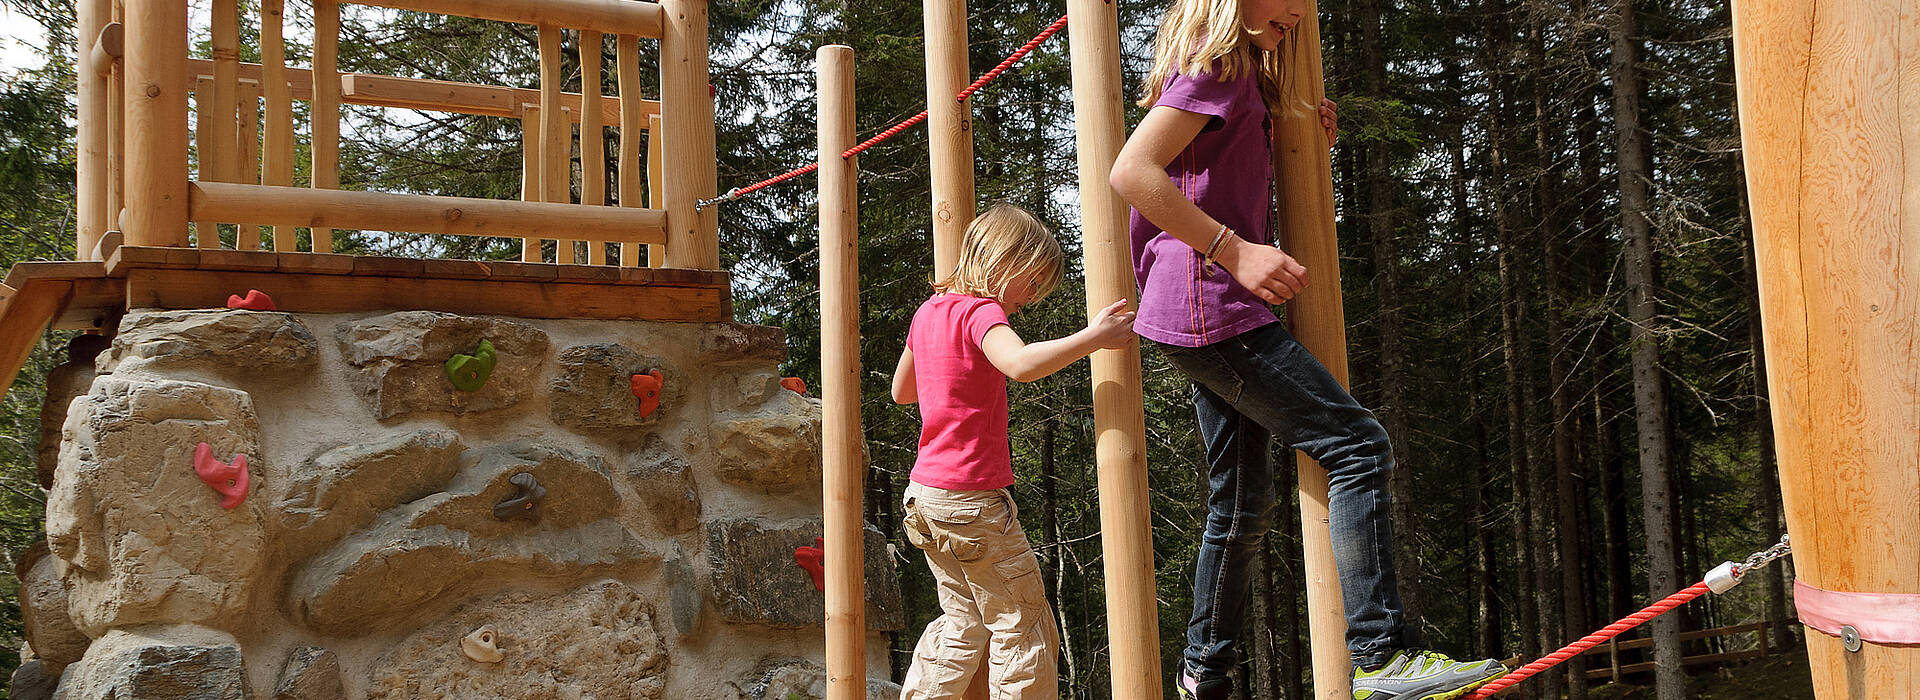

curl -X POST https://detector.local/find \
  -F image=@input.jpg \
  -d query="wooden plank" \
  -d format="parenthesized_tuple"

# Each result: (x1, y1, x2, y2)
(351, 256, 426, 278)
(538, 26, 579, 264)
(646, 112, 663, 268)
(105, 245, 199, 276)
(188, 182, 669, 243)
(349, 0, 664, 38)
(552, 263, 620, 283)
(311, 0, 340, 253)
(188, 59, 660, 124)
(193, 77, 219, 248)
(125, 268, 730, 322)
(617, 33, 643, 266)
(259, 0, 296, 251)
(271, 252, 358, 275)
(0, 280, 69, 393)
(236, 80, 263, 248)
(53, 277, 128, 331)
(195, 248, 281, 273)
(580, 30, 608, 264)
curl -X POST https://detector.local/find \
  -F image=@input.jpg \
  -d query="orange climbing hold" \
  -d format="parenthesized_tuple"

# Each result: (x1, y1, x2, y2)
(781, 377, 807, 395)
(631, 370, 664, 418)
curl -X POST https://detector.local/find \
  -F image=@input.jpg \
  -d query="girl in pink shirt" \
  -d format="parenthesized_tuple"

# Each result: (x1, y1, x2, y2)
(890, 204, 1135, 699)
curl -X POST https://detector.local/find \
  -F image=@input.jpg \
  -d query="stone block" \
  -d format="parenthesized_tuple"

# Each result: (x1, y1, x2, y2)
(276, 429, 467, 548)
(624, 436, 701, 536)
(548, 343, 680, 432)
(17, 541, 88, 673)
(737, 660, 902, 700)
(102, 309, 319, 378)
(45, 377, 266, 637)
(699, 323, 787, 367)
(335, 312, 549, 420)
(711, 391, 822, 495)
(706, 518, 903, 631)
(273, 646, 343, 700)
(52, 626, 245, 700)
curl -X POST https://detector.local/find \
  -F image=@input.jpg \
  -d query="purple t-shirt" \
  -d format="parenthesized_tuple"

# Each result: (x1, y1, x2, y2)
(1127, 62, 1279, 347)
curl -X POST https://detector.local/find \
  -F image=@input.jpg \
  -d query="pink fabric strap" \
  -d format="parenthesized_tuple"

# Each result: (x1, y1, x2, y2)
(1795, 579, 1920, 644)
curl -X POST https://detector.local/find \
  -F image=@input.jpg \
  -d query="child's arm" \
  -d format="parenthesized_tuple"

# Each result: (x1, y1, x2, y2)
(891, 347, 916, 404)
(980, 300, 1135, 383)
(1110, 106, 1311, 306)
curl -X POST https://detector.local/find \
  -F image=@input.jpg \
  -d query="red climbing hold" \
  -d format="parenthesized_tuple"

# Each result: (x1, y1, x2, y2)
(781, 377, 807, 395)
(630, 370, 664, 418)
(794, 537, 826, 592)
(225, 289, 276, 311)
(192, 442, 249, 510)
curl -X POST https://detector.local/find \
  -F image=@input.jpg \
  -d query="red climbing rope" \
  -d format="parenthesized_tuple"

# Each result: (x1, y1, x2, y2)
(1467, 583, 1711, 698)
(1467, 536, 1792, 698)
(702, 14, 1071, 207)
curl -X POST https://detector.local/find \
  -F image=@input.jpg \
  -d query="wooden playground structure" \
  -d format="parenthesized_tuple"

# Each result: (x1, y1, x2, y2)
(0, 0, 1906, 697)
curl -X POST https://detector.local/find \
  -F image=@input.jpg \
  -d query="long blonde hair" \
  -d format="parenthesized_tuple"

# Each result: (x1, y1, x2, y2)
(933, 204, 1065, 304)
(1139, 0, 1286, 111)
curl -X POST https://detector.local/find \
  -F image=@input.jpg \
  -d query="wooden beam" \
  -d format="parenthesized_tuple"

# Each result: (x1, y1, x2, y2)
(311, 0, 340, 253)
(122, 0, 189, 247)
(923, 0, 973, 277)
(260, 0, 296, 251)
(0, 280, 67, 394)
(348, 0, 664, 38)
(1063, 0, 1161, 698)
(520, 105, 543, 262)
(617, 33, 644, 267)
(658, 0, 718, 268)
(188, 182, 668, 243)
(816, 44, 864, 700)
(580, 30, 608, 264)
(538, 26, 579, 264)
(186, 59, 661, 125)
(77, 0, 113, 258)
(1270, 5, 1350, 698)
(124, 268, 727, 322)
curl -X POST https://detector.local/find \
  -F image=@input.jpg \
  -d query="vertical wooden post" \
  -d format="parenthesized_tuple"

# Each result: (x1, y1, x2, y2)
(658, 0, 718, 269)
(1269, 7, 1352, 699)
(236, 81, 261, 249)
(647, 112, 664, 268)
(581, 30, 608, 264)
(123, 0, 189, 247)
(520, 105, 542, 262)
(923, 0, 973, 276)
(616, 33, 643, 267)
(76, 0, 111, 257)
(311, 0, 339, 253)
(1063, 0, 1160, 697)
(209, 0, 239, 185)
(1731, 1, 1918, 697)
(193, 78, 218, 247)
(105, 0, 124, 236)
(817, 43, 865, 700)
(261, 0, 295, 251)
(538, 26, 579, 264)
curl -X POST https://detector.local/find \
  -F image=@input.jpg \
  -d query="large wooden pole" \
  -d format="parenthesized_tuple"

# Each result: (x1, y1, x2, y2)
(262, 0, 295, 251)
(816, 43, 866, 700)
(658, 0, 718, 269)
(1063, 0, 1160, 697)
(121, 0, 188, 247)
(311, 0, 339, 253)
(76, 0, 111, 257)
(1270, 8, 1353, 700)
(1730, 1, 1918, 697)
(616, 33, 644, 267)
(923, 0, 973, 275)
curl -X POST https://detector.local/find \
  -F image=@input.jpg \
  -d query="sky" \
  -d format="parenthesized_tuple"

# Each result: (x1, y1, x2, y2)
(0, 8, 50, 76)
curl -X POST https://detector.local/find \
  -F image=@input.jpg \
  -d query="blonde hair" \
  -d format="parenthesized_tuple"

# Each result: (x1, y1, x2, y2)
(933, 204, 1065, 305)
(1138, 0, 1286, 111)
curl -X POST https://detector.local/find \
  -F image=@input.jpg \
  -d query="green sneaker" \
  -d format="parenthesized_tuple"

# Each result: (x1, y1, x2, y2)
(1350, 649, 1506, 700)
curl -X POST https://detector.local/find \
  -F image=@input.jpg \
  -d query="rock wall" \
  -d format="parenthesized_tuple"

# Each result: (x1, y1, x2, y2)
(18, 309, 903, 699)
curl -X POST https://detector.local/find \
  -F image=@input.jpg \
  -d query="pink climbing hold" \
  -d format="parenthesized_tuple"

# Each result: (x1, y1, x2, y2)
(781, 377, 807, 396)
(630, 370, 664, 418)
(192, 442, 249, 510)
(794, 537, 825, 592)
(225, 289, 277, 311)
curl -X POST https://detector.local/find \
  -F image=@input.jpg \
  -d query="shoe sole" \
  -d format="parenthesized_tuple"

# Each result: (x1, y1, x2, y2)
(1413, 666, 1508, 700)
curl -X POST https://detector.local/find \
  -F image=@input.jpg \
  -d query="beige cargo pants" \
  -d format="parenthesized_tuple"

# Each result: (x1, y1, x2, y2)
(898, 481, 1059, 700)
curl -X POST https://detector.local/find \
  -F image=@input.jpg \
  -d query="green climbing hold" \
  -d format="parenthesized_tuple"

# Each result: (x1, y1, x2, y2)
(444, 340, 498, 392)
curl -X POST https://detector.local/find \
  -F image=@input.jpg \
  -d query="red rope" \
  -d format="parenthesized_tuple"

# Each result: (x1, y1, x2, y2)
(1467, 582, 1712, 698)
(709, 14, 1071, 205)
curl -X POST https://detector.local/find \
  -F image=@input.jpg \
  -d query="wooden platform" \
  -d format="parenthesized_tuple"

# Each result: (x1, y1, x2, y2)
(0, 246, 733, 392)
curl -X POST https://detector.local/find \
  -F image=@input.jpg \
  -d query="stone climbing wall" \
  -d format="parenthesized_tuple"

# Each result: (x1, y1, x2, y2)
(14, 308, 904, 699)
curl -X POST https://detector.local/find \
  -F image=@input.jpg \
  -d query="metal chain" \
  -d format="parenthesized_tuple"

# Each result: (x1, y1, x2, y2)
(1733, 533, 1792, 578)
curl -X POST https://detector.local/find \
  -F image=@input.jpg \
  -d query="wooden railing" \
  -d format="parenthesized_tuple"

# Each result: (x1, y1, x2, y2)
(1519, 621, 1779, 684)
(77, 0, 719, 270)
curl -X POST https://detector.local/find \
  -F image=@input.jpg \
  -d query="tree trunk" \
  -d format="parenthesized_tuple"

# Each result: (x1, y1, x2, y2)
(1456, 130, 1502, 663)
(1530, 4, 1588, 693)
(1357, 0, 1422, 640)
(1609, 0, 1684, 694)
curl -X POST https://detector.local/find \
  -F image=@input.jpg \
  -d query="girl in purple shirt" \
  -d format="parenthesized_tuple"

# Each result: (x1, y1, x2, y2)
(1110, 0, 1505, 698)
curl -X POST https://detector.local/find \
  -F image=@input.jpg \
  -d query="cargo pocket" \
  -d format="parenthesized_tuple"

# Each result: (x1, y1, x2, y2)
(993, 549, 1047, 609)
(906, 499, 987, 561)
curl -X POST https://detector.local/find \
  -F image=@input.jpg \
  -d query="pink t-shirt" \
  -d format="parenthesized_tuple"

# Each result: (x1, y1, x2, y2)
(906, 293, 1013, 490)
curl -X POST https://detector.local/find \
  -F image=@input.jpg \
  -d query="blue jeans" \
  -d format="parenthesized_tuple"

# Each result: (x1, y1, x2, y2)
(1157, 322, 1404, 678)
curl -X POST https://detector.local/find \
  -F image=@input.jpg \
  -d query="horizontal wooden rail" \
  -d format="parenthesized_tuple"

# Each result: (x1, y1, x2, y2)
(349, 0, 663, 37)
(1585, 621, 1773, 682)
(1583, 621, 1770, 655)
(185, 59, 656, 123)
(188, 182, 666, 243)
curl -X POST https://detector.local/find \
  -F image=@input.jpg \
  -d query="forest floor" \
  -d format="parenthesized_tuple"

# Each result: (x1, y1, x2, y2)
(1585, 652, 1815, 699)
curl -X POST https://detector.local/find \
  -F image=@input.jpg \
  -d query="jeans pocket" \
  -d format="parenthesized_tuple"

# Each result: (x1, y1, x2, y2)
(1165, 344, 1245, 404)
